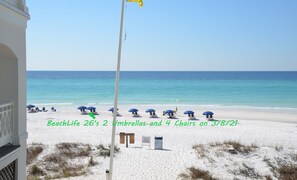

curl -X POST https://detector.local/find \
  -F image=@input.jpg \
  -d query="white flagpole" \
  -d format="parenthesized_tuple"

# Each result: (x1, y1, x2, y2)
(106, 0, 125, 179)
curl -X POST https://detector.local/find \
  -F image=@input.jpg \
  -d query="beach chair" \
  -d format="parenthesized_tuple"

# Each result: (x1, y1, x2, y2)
(150, 112, 158, 118)
(132, 112, 141, 117)
(164, 110, 176, 119)
(168, 113, 176, 119)
(35, 107, 42, 112)
(81, 110, 88, 115)
(207, 117, 214, 121)
(129, 108, 140, 117)
(146, 109, 157, 118)
(28, 108, 37, 113)
(42, 107, 48, 112)
(188, 114, 197, 120)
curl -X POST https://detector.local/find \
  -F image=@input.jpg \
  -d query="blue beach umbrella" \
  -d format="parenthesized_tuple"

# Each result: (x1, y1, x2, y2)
(203, 111, 213, 116)
(164, 110, 174, 114)
(184, 110, 195, 117)
(164, 110, 175, 117)
(145, 109, 155, 113)
(146, 109, 156, 116)
(203, 111, 214, 118)
(87, 106, 96, 112)
(109, 107, 119, 112)
(77, 106, 87, 111)
(184, 110, 195, 115)
(128, 108, 138, 113)
(27, 104, 35, 109)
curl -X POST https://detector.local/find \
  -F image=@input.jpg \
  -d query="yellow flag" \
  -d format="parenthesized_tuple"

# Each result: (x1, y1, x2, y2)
(127, 0, 143, 8)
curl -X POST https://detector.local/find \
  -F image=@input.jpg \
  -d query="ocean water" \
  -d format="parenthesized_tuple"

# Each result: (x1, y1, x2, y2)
(27, 71, 297, 108)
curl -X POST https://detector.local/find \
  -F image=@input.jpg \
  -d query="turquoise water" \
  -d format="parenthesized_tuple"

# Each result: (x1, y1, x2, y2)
(27, 71, 297, 108)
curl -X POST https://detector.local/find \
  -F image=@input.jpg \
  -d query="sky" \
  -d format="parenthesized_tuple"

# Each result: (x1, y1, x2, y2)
(26, 0, 297, 71)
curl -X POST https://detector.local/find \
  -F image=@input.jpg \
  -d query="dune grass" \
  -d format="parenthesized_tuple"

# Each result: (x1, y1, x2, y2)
(27, 143, 44, 164)
(97, 144, 120, 158)
(189, 141, 297, 179)
(179, 166, 217, 180)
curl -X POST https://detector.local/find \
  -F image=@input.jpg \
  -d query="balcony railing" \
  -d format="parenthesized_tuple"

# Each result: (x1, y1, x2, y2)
(0, 102, 13, 147)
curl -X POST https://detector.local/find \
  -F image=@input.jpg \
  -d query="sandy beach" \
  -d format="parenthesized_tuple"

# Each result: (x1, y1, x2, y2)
(26, 105, 297, 179)
(2, 0, 297, 179)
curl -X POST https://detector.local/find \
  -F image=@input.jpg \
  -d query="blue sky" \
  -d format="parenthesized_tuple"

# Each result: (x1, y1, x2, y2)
(27, 0, 297, 71)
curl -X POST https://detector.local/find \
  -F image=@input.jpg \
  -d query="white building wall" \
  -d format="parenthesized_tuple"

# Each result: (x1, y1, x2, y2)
(0, 0, 29, 179)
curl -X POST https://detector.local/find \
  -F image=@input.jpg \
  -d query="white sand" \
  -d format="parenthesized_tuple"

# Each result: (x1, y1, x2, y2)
(27, 105, 297, 179)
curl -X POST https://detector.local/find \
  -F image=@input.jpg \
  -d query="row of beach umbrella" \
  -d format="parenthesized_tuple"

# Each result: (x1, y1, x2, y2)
(27, 104, 57, 112)
(28, 104, 214, 118)
(77, 106, 214, 118)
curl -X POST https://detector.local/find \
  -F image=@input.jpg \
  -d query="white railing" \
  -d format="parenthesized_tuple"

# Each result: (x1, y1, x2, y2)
(0, 102, 13, 147)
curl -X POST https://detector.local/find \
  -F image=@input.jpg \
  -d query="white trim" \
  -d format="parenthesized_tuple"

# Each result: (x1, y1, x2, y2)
(0, 0, 29, 19)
